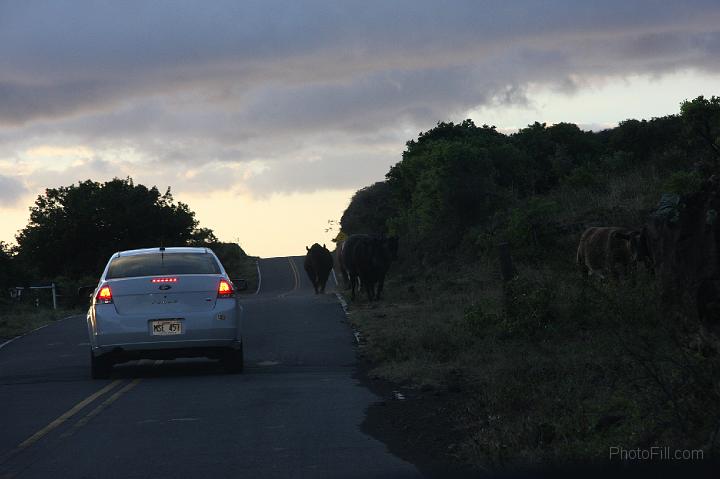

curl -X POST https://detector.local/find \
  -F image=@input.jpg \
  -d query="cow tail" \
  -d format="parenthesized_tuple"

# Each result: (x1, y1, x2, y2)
(576, 242, 583, 266)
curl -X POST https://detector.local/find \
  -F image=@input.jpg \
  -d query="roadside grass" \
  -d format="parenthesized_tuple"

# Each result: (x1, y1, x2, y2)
(0, 307, 78, 340)
(347, 252, 720, 471)
(232, 255, 260, 294)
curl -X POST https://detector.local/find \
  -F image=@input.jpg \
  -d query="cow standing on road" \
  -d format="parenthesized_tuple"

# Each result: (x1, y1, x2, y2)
(304, 243, 334, 294)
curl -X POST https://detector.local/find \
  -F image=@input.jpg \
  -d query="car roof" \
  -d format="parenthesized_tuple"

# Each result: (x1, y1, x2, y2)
(114, 247, 211, 257)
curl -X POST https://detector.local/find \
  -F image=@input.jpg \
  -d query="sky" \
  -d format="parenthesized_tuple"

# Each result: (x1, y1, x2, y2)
(1, 1, 719, 257)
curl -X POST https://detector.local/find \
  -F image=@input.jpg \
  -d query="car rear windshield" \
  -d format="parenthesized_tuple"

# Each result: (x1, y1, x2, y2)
(106, 253, 221, 279)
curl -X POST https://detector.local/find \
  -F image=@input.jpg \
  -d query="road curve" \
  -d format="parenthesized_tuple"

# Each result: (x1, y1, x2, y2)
(0, 257, 421, 478)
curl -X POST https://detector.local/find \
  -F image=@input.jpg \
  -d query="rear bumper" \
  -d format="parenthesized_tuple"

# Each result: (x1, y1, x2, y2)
(93, 339, 243, 363)
(87, 300, 241, 355)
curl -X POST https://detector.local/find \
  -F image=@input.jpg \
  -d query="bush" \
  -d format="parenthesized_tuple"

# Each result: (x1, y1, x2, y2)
(504, 197, 560, 252)
(663, 170, 704, 195)
(463, 302, 501, 336)
(565, 164, 604, 191)
(501, 276, 558, 337)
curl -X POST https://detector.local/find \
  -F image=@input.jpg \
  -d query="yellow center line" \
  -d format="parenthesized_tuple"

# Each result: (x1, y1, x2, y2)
(16, 379, 123, 450)
(59, 360, 158, 439)
(289, 257, 300, 291)
(60, 378, 142, 438)
(1, 361, 161, 476)
(279, 257, 300, 297)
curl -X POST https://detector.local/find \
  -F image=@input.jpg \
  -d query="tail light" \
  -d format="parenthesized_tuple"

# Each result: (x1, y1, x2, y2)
(151, 277, 178, 283)
(96, 285, 113, 304)
(217, 279, 234, 298)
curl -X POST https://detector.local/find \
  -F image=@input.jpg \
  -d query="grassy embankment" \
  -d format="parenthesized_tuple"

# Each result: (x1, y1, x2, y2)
(223, 254, 260, 294)
(344, 167, 718, 470)
(202, 242, 259, 293)
(0, 307, 80, 340)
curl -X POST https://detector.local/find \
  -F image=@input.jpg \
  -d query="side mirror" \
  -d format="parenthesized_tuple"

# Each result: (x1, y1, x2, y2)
(231, 278, 249, 292)
(78, 286, 95, 300)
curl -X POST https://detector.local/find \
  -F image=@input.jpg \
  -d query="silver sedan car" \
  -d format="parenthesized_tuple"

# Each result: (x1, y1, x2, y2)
(87, 247, 243, 378)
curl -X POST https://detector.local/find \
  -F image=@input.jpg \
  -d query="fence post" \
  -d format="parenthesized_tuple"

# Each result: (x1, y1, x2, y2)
(51, 282, 57, 310)
(498, 242, 516, 282)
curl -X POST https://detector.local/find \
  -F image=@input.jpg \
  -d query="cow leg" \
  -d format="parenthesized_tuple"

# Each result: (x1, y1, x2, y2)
(376, 273, 385, 300)
(319, 271, 329, 294)
(365, 279, 375, 301)
(578, 259, 589, 277)
(339, 265, 350, 290)
(350, 274, 357, 300)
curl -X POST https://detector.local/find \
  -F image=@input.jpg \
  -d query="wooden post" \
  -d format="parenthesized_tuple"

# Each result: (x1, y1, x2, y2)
(51, 282, 57, 310)
(498, 242, 516, 282)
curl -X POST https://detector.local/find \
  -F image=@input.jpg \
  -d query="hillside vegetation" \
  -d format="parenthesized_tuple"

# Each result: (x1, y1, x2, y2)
(340, 96, 720, 470)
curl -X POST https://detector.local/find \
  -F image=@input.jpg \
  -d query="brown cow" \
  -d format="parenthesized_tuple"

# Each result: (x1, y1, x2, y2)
(576, 227, 644, 279)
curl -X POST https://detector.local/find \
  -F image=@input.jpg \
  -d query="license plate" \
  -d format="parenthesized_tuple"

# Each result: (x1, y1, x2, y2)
(150, 320, 183, 336)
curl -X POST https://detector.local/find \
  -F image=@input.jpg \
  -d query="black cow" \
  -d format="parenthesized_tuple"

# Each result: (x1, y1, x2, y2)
(337, 242, 351, 290)
(375, 235, 398, 299)
(304, 243, 334, 294)
(341, 234, 398, 301)
(643, 178, 720, 326)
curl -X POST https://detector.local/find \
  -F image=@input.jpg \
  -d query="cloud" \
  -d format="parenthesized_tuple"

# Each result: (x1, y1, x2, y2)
(0, 175, 27, 206)
(0, 0, 719, 201)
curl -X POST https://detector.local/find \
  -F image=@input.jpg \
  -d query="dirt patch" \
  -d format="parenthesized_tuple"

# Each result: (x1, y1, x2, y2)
(354, 356, 480, 478)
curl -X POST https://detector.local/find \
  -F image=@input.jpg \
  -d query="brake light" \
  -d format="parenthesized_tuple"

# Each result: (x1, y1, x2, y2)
(151, 277, 178, 283)
(218, 279, 234, 298)
(96, 286, 113, 304)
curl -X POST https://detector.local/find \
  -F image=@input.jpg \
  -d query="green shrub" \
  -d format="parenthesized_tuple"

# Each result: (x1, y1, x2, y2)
(662, 170, 703, 195)
(565, 164, 603, 190)
(504, 197, 560, 251)
(463, 303, 501, 336)
(501, 276, 557, 337)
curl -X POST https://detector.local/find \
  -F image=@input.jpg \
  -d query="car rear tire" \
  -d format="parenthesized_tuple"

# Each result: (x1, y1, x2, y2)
(90, 351, 112, 379)
(222, 343, 244, 374)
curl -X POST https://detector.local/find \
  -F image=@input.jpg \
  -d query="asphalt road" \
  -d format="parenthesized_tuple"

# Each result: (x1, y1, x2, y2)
(0, 257, 421, 479)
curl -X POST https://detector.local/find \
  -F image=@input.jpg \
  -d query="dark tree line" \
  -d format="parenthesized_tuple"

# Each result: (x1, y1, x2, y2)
(9, 177, 219, 282)
(340, 96, 720, 261)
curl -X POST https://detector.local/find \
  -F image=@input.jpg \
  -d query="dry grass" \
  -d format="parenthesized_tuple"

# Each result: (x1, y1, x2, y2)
(233, 255, 260, 294)
(0, 307, 74, 339)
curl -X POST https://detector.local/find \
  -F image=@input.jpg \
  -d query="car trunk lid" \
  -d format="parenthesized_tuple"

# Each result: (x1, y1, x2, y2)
(107, 275, 221, 315)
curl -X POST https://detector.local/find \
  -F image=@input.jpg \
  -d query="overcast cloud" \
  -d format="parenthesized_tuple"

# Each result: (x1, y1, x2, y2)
(1, 0, 719, 222)
(0, 174, 26, 206)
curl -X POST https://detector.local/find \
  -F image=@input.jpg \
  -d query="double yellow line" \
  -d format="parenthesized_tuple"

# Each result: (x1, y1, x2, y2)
(0, 365, 152, 469)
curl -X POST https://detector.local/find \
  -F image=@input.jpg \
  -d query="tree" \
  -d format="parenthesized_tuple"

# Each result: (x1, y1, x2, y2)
(340, 181, 394, 235)
(385, 120, 510, 253)
(15, 177, 215, 279)
(606, 116, 685, 167)
(680, 95, 720, 168)
(0, 242, 19, 299)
